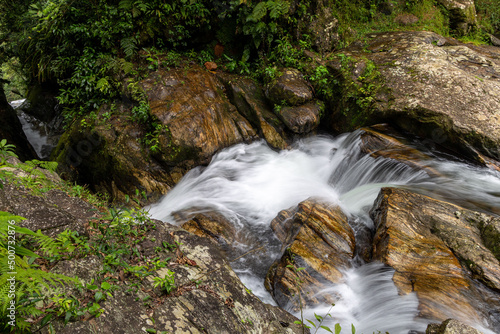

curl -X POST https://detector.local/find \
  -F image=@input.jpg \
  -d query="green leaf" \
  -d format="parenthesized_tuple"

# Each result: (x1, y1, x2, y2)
(94, 291, 104, 302)
(351, 323, 356, 334)
(101, 281, 112, 290)
(315, 313, 323, 322)
(320, 325, 333, 333)
(306, 319, 316, 328)
(335, 323, 342, 334)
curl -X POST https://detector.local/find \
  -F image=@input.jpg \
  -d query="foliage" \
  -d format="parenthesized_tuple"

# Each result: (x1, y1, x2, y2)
(0, 211, 78, 332)
(0, 139, 17, 165)
(153, 269, 176, 295)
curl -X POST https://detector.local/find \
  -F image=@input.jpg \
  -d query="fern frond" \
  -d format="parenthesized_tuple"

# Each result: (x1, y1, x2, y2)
(121, 36, 137, 59)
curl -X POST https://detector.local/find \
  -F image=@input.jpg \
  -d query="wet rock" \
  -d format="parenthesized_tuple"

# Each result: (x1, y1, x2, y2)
(181, 211, 237, 250)
(266, 199, 355, 310)
(370, 187, 500, 324)
(426, 318, 483, 334)
(326, 31, 500, 161)
(53, 66, 258, 203)
(359, 124, 441, 176)
(266, 69, 314, 106)
(277, 100, 323, 134)
(218, 73, 288, 149)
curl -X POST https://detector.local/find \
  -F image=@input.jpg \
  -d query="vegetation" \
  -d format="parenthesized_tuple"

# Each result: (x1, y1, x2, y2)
(0, 142, 184, 332)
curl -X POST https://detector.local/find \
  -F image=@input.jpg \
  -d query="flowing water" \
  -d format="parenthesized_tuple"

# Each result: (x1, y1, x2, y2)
(9, 99, 58, 159)
(146, 130, 500, 334)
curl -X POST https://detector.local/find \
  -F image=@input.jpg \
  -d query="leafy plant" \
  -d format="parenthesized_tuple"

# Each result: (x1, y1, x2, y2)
(0, 211, 78, 332)
(153, 269, 176, 294)
(0, 139, 17, 164)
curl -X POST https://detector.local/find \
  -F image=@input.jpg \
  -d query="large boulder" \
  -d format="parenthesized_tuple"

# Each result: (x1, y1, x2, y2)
(265, 199, 355, 310)
(0, 86, 37, 161)
(326, 31, 500, 161)
(370, 187, 500, 327)
(53, 66, 258, 203)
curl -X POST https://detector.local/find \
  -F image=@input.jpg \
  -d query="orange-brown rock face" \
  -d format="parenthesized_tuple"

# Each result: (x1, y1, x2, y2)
(266, 199, 355, 310)
(370, 187, 500, 323)
(359, 125, 440, 176)
(143, 67, 257, 163)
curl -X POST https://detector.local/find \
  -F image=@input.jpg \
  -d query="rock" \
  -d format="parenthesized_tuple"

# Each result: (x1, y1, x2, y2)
(266, 68, 314, 106)
(0, 164, 95, 237)
(2, 161, 305, 333)
(490, 34, 500, 47)
(53, 66, 258, 203)
(326, 31, 500, 161)
(0, 86, 37, 161)
(204, 61, 217, 71)
(289, 0, 339, 53)
(266, 199, 355, 310)
(218, 73, 288, 149)
(426, 319, 483, 334)
(47, 219, 305, 334)
(359, 124, 441, 176)
(276, 101, 323, 134)
(394, 13, 419, 26)
(370, 187, 500, 324)
(181, 211, 237, 250)
(437, 0, 476, 35)
(22, 82, 60, 123)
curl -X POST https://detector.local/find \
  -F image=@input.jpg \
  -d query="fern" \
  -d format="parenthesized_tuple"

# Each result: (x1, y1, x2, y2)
(121, 36, 138, 59)
(247, 2, 268, 22)
(0, 211, 77, 332)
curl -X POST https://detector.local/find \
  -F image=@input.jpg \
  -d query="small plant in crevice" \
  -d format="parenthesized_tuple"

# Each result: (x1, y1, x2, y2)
(153, 269, 176, 295)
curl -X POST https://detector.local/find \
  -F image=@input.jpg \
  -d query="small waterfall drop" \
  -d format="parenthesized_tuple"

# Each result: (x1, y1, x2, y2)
(146, 131, 500, 334)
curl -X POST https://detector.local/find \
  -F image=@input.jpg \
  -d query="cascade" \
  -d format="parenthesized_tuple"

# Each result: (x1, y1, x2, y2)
(146, 131, 500, 334)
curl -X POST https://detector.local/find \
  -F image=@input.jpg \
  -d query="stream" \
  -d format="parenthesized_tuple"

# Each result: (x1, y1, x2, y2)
(147, 130, 500, 334)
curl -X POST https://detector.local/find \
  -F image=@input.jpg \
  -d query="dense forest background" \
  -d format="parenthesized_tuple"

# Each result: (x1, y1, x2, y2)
(1, 0, 499, 116)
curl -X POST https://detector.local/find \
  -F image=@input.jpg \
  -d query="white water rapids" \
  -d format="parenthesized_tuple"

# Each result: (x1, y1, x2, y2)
(146, 131, 500, 334)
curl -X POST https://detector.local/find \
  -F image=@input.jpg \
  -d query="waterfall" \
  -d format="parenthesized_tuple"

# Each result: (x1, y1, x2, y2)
(146, 131, 500, 334)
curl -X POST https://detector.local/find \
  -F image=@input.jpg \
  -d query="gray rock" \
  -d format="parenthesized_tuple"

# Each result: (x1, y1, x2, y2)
(326, 31, 500, 161)
(426, 318, 483, 334)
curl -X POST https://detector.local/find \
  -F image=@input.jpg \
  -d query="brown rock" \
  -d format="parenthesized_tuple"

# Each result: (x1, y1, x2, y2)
(266, 68, 314, 106)
(370, 187, 500, 323)
(266, 199, 355, 309)
(53, 66, 258, 203)
(181, 211, 237, 250)
(359, 124, 441, 176)
(277, 101, 323, 134)
(204, 61, 217, 71)
(218, 72, 288, 149)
